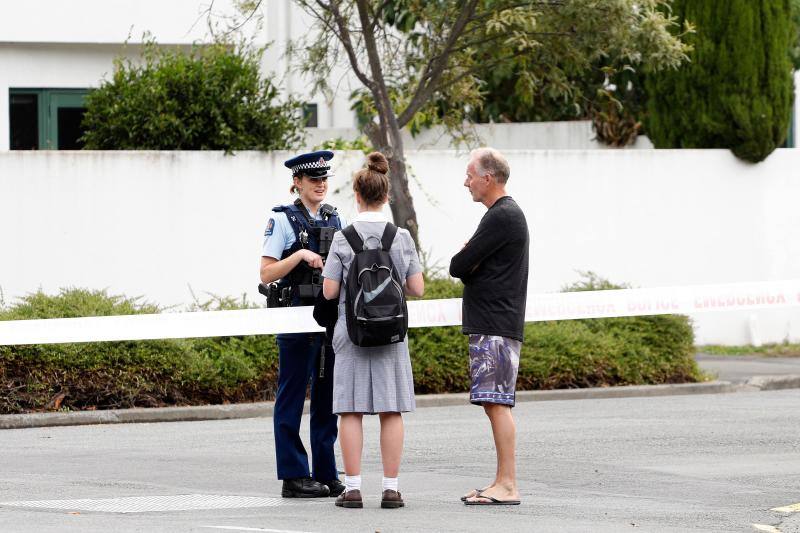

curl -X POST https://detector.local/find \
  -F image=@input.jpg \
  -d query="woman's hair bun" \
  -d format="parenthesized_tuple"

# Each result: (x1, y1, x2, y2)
(366, 152, 389, 175)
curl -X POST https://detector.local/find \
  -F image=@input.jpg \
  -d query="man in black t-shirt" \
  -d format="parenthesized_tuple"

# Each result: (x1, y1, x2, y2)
(450, 147, 529, 507)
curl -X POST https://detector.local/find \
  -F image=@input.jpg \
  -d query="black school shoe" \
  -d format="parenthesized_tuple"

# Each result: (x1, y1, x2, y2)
(281, 477, 331, 498)
(319, 478, 346, 497)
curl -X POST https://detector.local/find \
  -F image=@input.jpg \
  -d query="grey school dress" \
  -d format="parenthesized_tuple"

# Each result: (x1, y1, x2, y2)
(321, 216, 422, 414)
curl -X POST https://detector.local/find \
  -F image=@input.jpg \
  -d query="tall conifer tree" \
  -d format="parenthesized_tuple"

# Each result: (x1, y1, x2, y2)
(646, 0, 794, 162)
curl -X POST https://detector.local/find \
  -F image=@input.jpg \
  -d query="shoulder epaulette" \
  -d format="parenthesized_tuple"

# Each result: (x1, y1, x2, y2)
(272, 205, 289, 213)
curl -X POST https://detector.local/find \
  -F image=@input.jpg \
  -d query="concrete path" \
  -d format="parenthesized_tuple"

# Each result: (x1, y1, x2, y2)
(1, 390, 799, 532)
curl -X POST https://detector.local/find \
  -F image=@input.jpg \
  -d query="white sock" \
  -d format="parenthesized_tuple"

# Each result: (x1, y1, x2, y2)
(382, 476, 399, 492)
(344, 474, 361, 492)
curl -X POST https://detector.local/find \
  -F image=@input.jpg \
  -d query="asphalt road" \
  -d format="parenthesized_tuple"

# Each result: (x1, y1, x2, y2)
(1, 389, 799, 533)
(696, 354, 800, 383)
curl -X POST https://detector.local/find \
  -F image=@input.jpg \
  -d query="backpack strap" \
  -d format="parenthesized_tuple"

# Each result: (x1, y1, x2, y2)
(341, 225, 364, 253)
(380, 223, 398, 252)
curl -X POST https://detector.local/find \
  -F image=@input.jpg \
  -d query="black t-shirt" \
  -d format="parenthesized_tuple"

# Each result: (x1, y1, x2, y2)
(449, 196, 529, 341)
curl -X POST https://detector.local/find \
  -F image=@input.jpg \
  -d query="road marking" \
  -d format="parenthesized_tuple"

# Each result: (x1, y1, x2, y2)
(771, 502, 800, 513)
(752, 525, 781, 533)
(202, 527, 316, 533)
(0, 494, 318, 513)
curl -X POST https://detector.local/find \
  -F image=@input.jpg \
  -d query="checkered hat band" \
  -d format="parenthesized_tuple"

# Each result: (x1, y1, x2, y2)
(291, 161, 330, 173)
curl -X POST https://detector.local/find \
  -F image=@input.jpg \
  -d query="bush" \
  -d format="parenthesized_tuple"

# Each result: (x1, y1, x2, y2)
(408, 272, 699, 394)
(792, 0, 800, 69)
(0, 289, 278, 414)
(183, 294, 279, 398)
(0, 274, 700, 414)
(81, 39, 304, 151)
(645, 0, 795, 162)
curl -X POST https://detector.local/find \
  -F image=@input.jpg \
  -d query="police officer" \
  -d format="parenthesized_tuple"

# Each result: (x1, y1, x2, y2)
(259, 150, 345, 498)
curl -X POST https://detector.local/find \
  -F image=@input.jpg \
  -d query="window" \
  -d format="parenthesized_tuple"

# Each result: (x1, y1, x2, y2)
(303, 103, 318, 128)
(9, 89, 89, 150)
(9, 93, 39, 149)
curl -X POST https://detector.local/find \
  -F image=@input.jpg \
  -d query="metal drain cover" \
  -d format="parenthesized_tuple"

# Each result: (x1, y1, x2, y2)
(0, 494, 310, 513)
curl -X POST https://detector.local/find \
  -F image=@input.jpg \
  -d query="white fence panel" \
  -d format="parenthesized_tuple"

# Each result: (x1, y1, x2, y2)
(2, 148, 800, 345)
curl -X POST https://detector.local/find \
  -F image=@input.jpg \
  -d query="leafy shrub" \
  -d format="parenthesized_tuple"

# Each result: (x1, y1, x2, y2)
(0, 289, 190, 412)
(409, 272, 699, 394)
(0, 289, 278, 413)
(0, 288, 160, 319)
(184, 294, 278, 397)
(314, 136, 373, 154)
(81, 39, 304, 151)
(0, 273, 699, 414)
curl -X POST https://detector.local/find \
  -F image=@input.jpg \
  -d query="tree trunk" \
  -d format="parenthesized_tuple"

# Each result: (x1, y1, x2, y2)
(364, 122, 421, 249)
(386, 150, 420, 248)
(352, 0, 421, 250)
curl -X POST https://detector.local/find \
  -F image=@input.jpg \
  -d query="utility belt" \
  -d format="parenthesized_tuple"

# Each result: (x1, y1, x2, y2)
(259, 270, 323, 308)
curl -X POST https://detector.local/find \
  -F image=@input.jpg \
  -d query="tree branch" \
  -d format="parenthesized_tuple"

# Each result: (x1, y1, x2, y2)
(397, 0, 479, 127)
(355, 0, 397, 148)
(320, 0, 375, 91)
(225, 0, 263, 35)
(374, 0, 394, 23)
(468, 0, 566, 25)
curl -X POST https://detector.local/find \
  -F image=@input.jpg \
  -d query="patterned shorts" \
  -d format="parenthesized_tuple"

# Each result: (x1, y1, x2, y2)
(468, 334, 521, 407)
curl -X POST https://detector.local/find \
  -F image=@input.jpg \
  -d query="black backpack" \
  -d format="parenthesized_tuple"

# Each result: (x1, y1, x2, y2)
(341, 223, 408, 347)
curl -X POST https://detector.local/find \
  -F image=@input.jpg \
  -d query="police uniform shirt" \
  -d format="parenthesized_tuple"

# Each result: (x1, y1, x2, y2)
(262, 209, 346, 260)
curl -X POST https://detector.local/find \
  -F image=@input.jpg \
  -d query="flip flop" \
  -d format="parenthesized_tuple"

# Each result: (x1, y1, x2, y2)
(464, 494, 521, 506)
(460, 489, 483, 502)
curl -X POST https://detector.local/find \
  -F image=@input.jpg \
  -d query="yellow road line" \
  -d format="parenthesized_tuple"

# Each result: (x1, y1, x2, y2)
(771, 502, 800, 513)
(752, 524, 781, 532)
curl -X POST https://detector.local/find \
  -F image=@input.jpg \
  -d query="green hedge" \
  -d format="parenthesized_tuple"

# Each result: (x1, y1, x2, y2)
(0, 290, 279, 413)
(0, 276, 699, 414)
(408, 275, 698, 393)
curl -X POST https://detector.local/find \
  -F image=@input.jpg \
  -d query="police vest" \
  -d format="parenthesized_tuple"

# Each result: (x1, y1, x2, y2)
(273, 199, 342, 303)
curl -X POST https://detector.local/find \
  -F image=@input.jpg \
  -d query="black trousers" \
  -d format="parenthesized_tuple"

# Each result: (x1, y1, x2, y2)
(273, 332, 338, 481)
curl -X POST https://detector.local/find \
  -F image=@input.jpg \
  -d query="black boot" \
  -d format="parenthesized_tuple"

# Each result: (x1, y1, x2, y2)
(319, 478, 345, 497)
(282, 477, 331, 498)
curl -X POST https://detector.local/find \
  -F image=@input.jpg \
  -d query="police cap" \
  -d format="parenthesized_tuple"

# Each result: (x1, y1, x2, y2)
(284, 150, 334, 179)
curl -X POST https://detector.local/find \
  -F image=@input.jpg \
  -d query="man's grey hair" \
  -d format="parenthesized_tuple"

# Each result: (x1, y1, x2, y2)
(470, 147, 510, 184)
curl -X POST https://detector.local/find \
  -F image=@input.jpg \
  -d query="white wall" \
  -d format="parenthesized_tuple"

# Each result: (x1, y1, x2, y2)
(0, 0, 357, 149)
(303, 122, 654, 151)
(1, 149, 799, 345)
(0, 1, 247, 45)
(0, 43, 185, 150)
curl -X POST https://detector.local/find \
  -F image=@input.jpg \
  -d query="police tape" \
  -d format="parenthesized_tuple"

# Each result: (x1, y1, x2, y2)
(1, 279, 799, 346)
